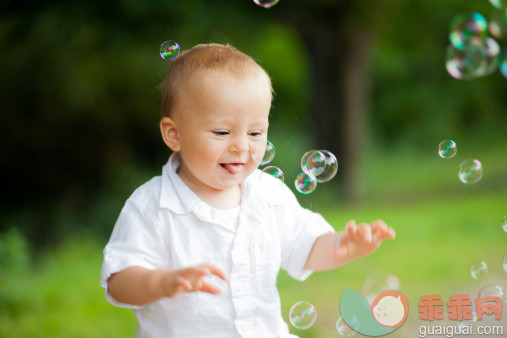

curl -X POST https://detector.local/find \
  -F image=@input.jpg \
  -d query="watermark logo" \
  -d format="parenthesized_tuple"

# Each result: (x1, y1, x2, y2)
(339, 289, 409, 336)
(340, 289, 504, 336)
(418, 294, 503, 321)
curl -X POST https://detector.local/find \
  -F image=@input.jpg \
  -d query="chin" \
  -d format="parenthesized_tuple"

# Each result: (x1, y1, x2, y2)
(210, 179, 241, 191)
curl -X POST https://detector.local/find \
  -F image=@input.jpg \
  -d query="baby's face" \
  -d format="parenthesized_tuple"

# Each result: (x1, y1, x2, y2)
(175, 70, 272, 193)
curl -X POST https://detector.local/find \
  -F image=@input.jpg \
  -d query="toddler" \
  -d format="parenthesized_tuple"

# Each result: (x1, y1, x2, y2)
(100, 43, 395, 337)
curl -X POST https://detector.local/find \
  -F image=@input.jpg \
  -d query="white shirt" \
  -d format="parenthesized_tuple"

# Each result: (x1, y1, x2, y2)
(100, 153, 334, 338)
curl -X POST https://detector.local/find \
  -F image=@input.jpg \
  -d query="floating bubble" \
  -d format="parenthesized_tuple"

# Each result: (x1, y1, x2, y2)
(301, 150, 326, 177)
(251, 140, 275, 165)
(449, 12, 489, 50)
(294, 172, 317, 194)
(362, 275, 401, 304)
(160, 41, 181, 61)
(253, 0, 280, 8)
(489, 0, 507, 11)
(315, 150, 338, 182)
(289, 301, 317, 330)
(385, 275, 401, 290)
(470, 261, 488, 279)
(502, 214, 507, 232)
(438, 140, 457, 159)
(446, 37, 501, 80)
(477, 38, 501, 76)
(457, 311, 478, 333)
(459, 159, 483, 184)
(479, 285, 506, 302)
(500, 47, 507, 79)
(503, 254, 507, 272)
(489, 11, 507, 39)
(262, 166, 284, 182)
(336, 316, 357, 336)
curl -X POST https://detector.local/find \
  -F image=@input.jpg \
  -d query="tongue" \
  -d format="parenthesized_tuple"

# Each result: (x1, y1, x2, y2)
(222, 163, 242, 174)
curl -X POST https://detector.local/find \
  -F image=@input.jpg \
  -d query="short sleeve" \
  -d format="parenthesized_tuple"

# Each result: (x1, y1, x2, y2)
(276, 189, 334, 281)
(100, 199, 169, 308)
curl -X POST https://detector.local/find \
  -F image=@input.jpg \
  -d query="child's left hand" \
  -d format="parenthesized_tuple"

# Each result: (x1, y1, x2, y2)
(335, 219, 396, 260)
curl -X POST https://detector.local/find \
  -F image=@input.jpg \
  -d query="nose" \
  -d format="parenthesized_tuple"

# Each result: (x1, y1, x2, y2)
(229, 135, 249, 154)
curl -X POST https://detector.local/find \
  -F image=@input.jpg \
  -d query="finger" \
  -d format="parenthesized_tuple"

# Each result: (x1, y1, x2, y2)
(372, 227, 396, 242)
(345, 220, 357, 238)
(205, 265, 230, 281)
(196, 266, 211, 276)
(195, 279, 203, 290)
(176, 276, 193, 292)
(199, 281, 222, 294)
(357, 224, 373, 243)
(182, 266, 210, 281)
(370, 220, 388, 233)
(387, 228, 396, 239)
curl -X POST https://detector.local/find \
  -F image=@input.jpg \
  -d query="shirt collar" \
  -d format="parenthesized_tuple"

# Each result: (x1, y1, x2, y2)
(158, 152, 267, 223)
(159, 152, 197, 214)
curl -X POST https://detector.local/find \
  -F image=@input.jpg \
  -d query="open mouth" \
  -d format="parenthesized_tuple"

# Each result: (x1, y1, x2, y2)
(220, 163, 244, 175)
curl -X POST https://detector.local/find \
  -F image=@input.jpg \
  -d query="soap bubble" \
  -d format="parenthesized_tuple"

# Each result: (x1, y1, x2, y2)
(501, 47, 507, 79)
(502, 214, 507, 232)
(446, 37, 501, 80)
(438, 140, 457, 159)
(160, 41, 181, 61)
(449, 12, 488, 50)
(459, 159, 483, 184)
(294, 172, 317, 194)
(489, 11, 507, 39)
(489, 0, 507, 11)
(262, 166, 284, 182)
(301, 150, 338, 183)
(476, 38, 501, 76)
(289, 301, 317, 330)
(362, 275, 401, 304)
(470, 261, 488, 279)
(385, 275, 401, 290)
(478, 285, 505, 302)
(315, 150, 338, 182)
(253, 0, 279, 8)
(252, 140, 275, 165)
(301, 150, 326, 177)
(458, 311, 478, 333)
(503, 254, 507, 272)
(336, 316, 357, 336)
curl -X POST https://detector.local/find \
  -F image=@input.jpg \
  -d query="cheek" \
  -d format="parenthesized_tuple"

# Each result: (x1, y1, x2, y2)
(188, 137, 223, 159)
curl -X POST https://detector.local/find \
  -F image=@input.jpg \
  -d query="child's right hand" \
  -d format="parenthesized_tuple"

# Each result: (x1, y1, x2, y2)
(160, 265, 229, 297)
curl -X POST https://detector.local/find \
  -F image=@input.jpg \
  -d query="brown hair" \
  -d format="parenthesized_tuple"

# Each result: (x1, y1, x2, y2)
(161, 43, 273, 118)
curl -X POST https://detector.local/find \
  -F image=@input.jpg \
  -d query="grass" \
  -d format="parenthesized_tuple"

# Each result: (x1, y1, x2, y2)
(1, 144, 506, 337)
(0, 234, 137, 337)
(279, 190, 507, 337)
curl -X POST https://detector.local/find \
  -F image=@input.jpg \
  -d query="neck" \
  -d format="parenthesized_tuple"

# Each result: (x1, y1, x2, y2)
(177, 172, 241, 210)
(196, 185, 242, 210)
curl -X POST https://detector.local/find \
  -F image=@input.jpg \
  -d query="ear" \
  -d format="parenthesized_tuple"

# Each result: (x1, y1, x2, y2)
(160, 117, 181, 151)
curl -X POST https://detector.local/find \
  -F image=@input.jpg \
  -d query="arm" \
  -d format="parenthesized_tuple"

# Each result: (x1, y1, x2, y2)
(304, 219, 396, 272)
(108, 265, 229, 306)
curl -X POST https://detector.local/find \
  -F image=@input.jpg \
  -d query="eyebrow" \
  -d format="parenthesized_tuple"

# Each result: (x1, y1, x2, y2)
(201, 114, 268, 126)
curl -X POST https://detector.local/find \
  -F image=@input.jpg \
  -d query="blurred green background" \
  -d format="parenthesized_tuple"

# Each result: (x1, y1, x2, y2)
(1, 0, 506, 337)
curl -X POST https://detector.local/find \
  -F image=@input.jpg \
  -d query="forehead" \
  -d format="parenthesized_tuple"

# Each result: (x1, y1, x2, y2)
(193, 67, 271, 93)
(180, 69, 272, 121)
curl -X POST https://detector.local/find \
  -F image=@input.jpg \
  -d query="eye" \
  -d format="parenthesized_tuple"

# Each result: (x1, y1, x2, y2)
(249, 130, 264, 137)
(212, 130, 229, 136)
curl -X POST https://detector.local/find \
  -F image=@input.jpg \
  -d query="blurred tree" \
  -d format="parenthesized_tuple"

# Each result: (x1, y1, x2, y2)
(277, 0, 392, 203)
(0, 0, 272, 245)
(1, 0, 506, 245)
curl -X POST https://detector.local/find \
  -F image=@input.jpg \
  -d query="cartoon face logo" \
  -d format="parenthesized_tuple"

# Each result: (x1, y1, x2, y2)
(370, 290, 409, 328)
